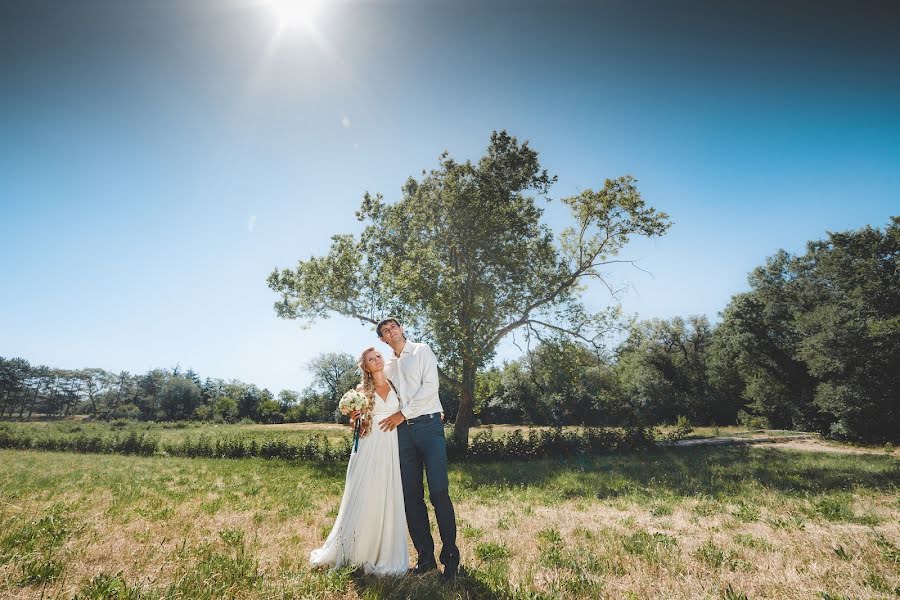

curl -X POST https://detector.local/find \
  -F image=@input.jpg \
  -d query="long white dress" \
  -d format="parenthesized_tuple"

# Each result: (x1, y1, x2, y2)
(309, 388, 409, 576)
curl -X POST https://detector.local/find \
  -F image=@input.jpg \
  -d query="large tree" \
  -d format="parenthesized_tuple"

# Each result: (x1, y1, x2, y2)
(715, 217, 899, 441)
(268, 131, 671, 445)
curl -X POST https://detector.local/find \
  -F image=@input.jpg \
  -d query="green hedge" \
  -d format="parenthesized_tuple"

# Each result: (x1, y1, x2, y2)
(0, 429, 158, 456)
(450, 426, 659, 462)
(0, 425, 677, 462)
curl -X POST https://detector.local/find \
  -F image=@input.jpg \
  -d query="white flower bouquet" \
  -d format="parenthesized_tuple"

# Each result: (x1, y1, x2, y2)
(339, 387, 373, 451)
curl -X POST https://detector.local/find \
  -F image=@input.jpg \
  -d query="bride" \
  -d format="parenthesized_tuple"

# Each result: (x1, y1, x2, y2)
(309, 347, 409, 576)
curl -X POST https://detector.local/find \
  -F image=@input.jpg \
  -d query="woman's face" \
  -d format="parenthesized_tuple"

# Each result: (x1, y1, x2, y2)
(364, 350, 384, 373)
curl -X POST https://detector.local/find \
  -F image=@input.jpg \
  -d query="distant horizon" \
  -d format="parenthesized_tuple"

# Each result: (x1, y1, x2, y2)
(2, 0, 898, 393)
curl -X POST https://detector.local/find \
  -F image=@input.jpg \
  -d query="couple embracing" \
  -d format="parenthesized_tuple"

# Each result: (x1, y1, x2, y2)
(309, 317, 461, 581)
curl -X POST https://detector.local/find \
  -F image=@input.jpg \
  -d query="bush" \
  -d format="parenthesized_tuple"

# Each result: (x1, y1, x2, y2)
(161, 433, 351, 462)
(737, 410, 770, 430)
(451, 426, 660, 462)
(1, 423, 668, 463)
(0, 428, 158, 456)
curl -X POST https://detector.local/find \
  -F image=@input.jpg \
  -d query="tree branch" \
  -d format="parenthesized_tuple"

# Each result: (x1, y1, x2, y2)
(526, 319, 604, 349)
(438, 367, 461, 391)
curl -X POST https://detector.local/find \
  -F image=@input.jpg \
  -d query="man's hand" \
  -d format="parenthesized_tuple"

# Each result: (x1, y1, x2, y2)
(379, 411, 405, 432)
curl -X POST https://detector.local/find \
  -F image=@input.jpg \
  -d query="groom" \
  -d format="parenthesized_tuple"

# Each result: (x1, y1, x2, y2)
(375, 317, 460, 581)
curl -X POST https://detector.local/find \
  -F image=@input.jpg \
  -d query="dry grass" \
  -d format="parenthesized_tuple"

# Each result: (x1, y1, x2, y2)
(0, 444, 897, 599)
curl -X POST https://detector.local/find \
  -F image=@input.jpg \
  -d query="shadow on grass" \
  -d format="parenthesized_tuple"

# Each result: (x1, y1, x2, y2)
(455, 445, 900, 500)
(351, 567, 510, 600)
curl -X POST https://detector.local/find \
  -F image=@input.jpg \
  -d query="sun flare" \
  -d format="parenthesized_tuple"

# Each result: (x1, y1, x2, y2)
(267, 0, 321, 30)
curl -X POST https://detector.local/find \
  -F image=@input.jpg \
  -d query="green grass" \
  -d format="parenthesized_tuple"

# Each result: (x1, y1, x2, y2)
(0, 443, 897, 599)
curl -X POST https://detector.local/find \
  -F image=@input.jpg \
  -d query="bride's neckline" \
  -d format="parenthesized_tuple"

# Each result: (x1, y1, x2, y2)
(374, 387, 393, 403)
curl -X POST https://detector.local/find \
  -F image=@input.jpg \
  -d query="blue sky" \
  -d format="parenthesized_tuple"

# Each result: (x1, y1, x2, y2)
(1, 0, 898, 393)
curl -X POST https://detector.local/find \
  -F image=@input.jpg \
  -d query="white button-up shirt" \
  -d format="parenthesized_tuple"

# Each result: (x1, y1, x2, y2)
(384, 340, 443, 420)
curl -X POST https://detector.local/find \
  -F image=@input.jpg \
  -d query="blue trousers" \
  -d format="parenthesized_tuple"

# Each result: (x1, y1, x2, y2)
(397, 415, 458, 565)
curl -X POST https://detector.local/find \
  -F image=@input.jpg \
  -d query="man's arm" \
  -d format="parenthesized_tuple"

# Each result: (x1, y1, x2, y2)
(398, 344, 439, 419)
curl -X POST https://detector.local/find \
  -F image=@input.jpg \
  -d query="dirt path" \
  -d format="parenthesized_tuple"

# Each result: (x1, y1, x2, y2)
(674, 433, 897, 457)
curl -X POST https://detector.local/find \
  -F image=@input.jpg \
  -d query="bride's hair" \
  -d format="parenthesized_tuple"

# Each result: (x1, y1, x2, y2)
(354, 347, 378, 437)
(357, 347, 377, 400)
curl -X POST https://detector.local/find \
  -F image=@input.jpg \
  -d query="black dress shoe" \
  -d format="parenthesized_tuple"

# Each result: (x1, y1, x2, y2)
(440, 553, 460, 582)
(413, 559, 437, 575)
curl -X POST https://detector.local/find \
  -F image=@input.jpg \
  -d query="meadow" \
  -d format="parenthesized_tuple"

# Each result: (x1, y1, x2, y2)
(0, 437, 897, 599)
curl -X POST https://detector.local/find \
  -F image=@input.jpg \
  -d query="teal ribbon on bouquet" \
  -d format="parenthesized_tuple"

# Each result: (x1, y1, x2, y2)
(352, 417, 360, 453)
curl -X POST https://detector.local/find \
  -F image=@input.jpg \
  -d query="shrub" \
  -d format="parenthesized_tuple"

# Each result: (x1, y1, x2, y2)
(737, 410, 770, 430)
(1, 423, 669, 463)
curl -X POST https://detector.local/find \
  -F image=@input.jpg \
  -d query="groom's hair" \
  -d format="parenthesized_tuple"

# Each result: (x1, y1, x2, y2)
(376, 317, 403, 338)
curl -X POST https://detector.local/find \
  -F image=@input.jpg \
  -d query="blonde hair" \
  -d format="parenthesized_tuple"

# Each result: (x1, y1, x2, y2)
(355, 347, 378, 436)
(357, 347, 378, 400)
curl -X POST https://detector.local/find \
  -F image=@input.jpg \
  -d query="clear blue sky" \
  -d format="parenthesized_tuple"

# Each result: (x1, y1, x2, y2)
(1, 0, 898, 393)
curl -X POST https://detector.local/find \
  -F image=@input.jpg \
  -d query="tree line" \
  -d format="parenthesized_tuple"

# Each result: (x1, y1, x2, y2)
(472, 217, 898, 443)
(3, 214, 895, 443)
(4, 123, 896, 444)
(0, 352, 364, 426)
(0, 363, 286, 424)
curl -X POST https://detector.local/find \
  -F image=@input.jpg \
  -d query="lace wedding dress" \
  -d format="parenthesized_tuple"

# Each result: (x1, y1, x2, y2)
(309, 387, 409, 575)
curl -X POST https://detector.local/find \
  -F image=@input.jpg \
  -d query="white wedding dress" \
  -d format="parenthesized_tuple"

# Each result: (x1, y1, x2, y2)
(309, 388, 409, 576)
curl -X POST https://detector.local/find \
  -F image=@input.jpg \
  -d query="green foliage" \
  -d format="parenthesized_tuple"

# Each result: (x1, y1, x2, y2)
(75, 572, 145, 599)
(478, 337, 622, 426)
(1, 504, 78, 587)
(733, 533, 770, 550)
(615, 315, 739, 426)
(714, 218, 900, 442)
(0, 426, 158, 456)
(213, 396, 239, 423)
(475, 541, 510, 561)
(722, 584, 750, 600)
(621, 530, 678, 563)
(695, 539, 726, 568)
(0, 420, 677, 463)
(872, 531, 900, 564)
(448, 426, 660, 462)
(736, 410, 769, 430)
(303, 352, 359, 423)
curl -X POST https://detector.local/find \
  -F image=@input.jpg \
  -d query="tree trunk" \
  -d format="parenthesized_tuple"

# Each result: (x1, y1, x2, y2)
(453, 361, 476, 449)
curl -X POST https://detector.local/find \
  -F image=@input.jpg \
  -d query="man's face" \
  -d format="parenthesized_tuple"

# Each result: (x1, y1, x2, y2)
(379, 321, 404, 345)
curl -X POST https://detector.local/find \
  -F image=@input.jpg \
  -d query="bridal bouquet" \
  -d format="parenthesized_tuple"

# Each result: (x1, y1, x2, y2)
(339, 387, 373, 452)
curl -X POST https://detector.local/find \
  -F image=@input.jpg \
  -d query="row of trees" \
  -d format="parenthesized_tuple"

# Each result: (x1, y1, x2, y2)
(0, 362, 286, 423)
(0, 351, 367, 425)
(471, 318, 730, 429)
(471, 217, 898, 442)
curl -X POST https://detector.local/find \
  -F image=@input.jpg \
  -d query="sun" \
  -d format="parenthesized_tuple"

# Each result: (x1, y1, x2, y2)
(267, 0, 321, 30)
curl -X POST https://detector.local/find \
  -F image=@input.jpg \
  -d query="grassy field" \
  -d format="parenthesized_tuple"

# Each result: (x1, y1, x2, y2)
(1, 441, 897, 599)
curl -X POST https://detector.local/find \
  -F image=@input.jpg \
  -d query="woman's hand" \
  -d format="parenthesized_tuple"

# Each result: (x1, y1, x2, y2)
(348, 410, 361, 425)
